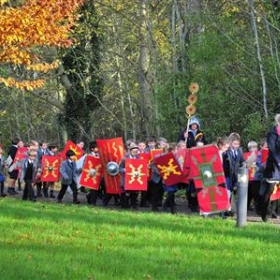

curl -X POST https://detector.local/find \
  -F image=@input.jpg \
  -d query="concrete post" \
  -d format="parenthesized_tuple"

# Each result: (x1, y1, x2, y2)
(236, 166, 249, 227)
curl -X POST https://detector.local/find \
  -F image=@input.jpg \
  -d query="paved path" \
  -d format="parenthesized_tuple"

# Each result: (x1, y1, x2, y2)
(4, 186, 280, 225)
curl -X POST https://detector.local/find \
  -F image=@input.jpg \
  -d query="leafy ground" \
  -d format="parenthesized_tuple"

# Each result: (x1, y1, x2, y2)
(0, 197, 280, 280)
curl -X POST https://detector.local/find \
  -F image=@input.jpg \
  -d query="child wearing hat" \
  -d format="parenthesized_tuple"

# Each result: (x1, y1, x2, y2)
(177, 116, 207, 148)
(119, 143, 140, 209)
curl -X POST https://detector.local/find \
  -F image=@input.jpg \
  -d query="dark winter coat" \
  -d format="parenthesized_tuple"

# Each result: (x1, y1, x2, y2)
(264, 126, 280, 180)
(177, 129, 207, 148)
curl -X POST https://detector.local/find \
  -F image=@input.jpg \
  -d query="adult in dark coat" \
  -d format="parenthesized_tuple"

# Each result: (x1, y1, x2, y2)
(260, 114, 280, 221)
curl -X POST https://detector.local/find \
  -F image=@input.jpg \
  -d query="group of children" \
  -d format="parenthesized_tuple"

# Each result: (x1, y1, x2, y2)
(0, 114, 277, 220)
(0, 139, 59, 201)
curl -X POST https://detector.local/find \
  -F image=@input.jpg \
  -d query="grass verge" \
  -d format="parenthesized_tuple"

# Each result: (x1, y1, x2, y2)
(0, 198, 280, 279)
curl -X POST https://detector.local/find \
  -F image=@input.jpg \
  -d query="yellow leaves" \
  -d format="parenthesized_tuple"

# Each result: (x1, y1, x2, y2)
(0, 47, 34, 65)
(222, 3, 240, 17)
(0, 77, 45, 90)
(0, 0, 85, 90)
(26, 60, 59, 73)
(0, 110, 6, 118)
(230, 6, 240, 13)
(0, 0, 83, 47)
(0, 0, 9, 6)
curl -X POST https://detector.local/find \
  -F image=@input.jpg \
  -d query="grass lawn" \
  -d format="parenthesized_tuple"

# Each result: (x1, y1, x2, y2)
(0, 197, 280, 280)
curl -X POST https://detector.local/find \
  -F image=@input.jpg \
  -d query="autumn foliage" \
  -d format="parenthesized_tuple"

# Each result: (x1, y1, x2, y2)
(0, 0, 84, 90)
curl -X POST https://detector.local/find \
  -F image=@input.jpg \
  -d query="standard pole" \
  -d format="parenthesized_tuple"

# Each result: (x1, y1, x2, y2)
(236, 166, 249, 227)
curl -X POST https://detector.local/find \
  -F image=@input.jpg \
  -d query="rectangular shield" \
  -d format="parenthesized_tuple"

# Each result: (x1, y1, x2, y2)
(153, 152, 184, 186)
(124, 158, 148, 191)
(244, 151, 257, 181)
(176, 148, 191, 184)
(14, 147, 28, 162)
(79, 155, 103, 190)
(13, 147, 28, 171)
(41, 156, 60, 182)
(96, 138, 125, 194)
(189, 144, 230, 214)
(60, 140, 84, 161)
(270, 184, 280, 201)
(261, 149, 269, 163)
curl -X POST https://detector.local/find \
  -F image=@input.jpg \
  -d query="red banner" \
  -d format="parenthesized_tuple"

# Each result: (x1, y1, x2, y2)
(59, 140, 84, 161)
(124, 158, 148, 191)
(79, 155, 103, 190)
(270, 184, 280, 201)
(244, 151, 257, 181)
(41, 156, 60, 182)
(153, 152, 184, 186)
(189, 144, 230, 213)
(96, 138, 125, 194)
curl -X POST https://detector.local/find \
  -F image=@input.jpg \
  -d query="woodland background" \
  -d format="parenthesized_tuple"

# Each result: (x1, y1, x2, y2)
(1, 0, 280, 149)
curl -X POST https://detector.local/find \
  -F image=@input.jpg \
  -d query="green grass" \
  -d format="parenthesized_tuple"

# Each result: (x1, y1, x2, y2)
(0, 198, 280, 280)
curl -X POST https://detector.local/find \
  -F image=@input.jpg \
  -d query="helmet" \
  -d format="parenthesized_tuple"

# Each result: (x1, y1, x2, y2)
(189, 116, 201, 128)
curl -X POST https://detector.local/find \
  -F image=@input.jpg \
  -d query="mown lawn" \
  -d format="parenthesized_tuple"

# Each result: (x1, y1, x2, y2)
(0, 198, 280, 280)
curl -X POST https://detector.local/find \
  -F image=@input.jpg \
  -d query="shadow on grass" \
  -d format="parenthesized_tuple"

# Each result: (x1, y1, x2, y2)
(1, 198, 280, 246)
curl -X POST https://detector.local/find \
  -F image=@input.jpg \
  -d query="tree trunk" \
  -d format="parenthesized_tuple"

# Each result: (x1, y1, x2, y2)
(248, 0, 268, 118)
(60, 1, 102, 144)
(138, 0, 153, 136)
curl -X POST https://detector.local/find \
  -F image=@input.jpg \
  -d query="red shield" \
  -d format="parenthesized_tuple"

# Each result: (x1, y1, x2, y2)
(176, 148, 191, 184)
(41, 156, 60, 182)
(189, 144, 230, 213)
(261, 149, 269, 163)
(60, 140, 84, 161)
(244, 151, 257, 181)
(14, 147, 28, 171)
(124, 159, 148, 191)
(79, 155, 103, 190)
(139, 153, 151, 179)
(153, 152, 184, 186)
(176, 148, 186, 170)
(96, 138, 125, 194)
(14, 147, 28, 162)
(270, 184, 280, 201)
(148, 149, 162, 180)
(139, 153, 151, 163)
(150, 149, 162, 159)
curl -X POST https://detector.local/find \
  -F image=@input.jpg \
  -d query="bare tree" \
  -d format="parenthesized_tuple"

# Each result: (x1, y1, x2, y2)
(248, 0, 268, 118)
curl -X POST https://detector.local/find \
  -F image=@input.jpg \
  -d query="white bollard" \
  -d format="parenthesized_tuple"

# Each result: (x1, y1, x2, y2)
(237, 167, 249, 227)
